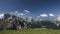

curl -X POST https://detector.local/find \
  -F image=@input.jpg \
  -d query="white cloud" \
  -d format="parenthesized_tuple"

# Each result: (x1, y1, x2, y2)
(13, 11, 18, 15)
(29, 16, 32, 19)
(0, 14, 4, 19)
(49, 14, 54, 17)
(20, 13, 24, 16)
(14, 11, 18, 14)
(17, 13, 20, 16)
(40, 14, 48, 17)
(10, 12, 13, 14)
(37, 16, 40, 18)
(24, 10, 30, 13)
(17, 13, 24, 16)
(57, 16, 60, 21)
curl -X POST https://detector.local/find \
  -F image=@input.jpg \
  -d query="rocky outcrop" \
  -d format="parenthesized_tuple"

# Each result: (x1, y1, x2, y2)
(0, 14, 27, 30)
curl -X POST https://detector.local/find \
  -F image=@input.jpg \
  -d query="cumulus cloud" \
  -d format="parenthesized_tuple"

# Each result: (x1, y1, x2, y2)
(17, 13, 20, 16)
(13, 11, 18, 16)
(0, 14, 4, 19)
(14, 11, 18, 14)
(20, 13, 24, 16)
(49, 14, 54, 17)
(57, 16, 60, 21)
(24, 10, 30, 13)
(17, 13, 24, 16)
(40, 14, 48, 17)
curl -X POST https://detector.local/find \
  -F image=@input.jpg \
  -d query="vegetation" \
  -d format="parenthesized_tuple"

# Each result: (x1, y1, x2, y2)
(0, 28, 60, 34)
(0, 14, 60, 34)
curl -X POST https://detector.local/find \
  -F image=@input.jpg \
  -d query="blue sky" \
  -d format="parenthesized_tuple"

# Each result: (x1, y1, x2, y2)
(0, 0, 60, 19)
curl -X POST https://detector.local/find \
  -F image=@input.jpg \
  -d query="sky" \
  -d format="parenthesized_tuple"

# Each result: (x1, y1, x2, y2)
(0, 0, 60, 19)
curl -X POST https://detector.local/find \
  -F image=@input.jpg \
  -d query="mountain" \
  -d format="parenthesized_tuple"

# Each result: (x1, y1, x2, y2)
(0, 13, 26, 30)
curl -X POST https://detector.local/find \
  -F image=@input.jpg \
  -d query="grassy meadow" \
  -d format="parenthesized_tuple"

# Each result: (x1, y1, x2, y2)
(0, 28, 60, 34)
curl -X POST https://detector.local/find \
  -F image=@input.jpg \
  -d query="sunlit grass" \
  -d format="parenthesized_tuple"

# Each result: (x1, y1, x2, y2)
(0, 28, 60, 34)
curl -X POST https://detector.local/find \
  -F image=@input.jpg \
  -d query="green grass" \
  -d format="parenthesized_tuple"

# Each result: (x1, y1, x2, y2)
(0, 28, 60, 34)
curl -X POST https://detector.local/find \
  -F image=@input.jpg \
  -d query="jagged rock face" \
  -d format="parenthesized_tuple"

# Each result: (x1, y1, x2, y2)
(0, 14, 27, 30)
(0, 14, 17, 20)
(0, 14, 12, 20)
(4, 14, 11, 20)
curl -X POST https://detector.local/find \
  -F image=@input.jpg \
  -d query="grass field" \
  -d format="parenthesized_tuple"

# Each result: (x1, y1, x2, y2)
(0, 28, 60, 34)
